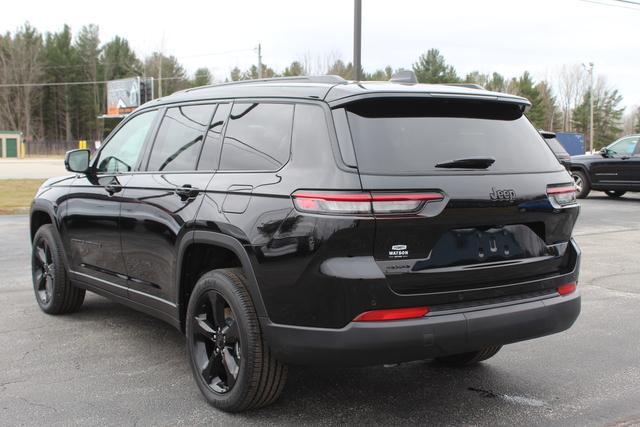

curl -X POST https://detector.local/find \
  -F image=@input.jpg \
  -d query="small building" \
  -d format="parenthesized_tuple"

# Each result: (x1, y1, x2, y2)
(555, 132, 585, 156)
(0, 131, 23, 158)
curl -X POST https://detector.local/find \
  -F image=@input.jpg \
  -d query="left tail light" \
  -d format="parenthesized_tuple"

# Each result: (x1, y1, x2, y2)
(292, 191, 444, 215)
(547, 185, 577, 208)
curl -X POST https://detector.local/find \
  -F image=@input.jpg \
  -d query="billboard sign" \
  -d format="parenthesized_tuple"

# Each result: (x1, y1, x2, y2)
(106, 77, 154, 116)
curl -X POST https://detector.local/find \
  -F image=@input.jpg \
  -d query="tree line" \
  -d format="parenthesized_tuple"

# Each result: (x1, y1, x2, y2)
(1, 23, 638, 149)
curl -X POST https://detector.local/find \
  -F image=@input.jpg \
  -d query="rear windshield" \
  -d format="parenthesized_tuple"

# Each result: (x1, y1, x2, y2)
(545, 138, 570, 156)
(344, 98, 561, 175)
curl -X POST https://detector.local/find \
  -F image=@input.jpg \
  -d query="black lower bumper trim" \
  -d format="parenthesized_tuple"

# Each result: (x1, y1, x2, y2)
(261, 291, 581, 366)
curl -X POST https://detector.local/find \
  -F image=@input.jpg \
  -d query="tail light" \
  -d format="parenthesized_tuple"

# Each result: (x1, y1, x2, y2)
(292, 191, 444, 215)
(353, 306, 430, 322)
(557, 282, 577, 296)
(547, 185, 577, 207)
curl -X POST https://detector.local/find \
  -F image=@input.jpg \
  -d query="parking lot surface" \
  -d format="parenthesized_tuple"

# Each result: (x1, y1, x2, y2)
(0, 158, 66, 179)
(1, 193, 640, 426)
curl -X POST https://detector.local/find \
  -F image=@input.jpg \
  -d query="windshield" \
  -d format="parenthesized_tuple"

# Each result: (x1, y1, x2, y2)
(344, 98, 561, 175)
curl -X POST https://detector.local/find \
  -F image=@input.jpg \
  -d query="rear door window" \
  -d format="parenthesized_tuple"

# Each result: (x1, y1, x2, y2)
(219, 102, 294, 171)
(344, 98, 560, 175)
(147, 104, 215, 172)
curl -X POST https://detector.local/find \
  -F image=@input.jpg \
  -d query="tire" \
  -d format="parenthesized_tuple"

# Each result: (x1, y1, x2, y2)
(571, 170, 591, 199)
(605, 190, 626, 198)
(434, 345, 502, 366)
(185, 268, 287, 412)
(31, 224, 85, 314)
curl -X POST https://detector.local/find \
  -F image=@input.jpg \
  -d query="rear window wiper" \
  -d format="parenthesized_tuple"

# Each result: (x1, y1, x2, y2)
(435, 157, 495, 169)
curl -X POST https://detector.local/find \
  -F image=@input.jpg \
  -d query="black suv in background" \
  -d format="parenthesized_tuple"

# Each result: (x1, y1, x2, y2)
(30, 74, 581, 412)
(568, 134, 640, 198)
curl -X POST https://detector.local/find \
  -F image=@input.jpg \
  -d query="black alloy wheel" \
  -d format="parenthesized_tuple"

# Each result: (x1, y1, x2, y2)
(31, 224, 85, 314)
(191, 290, 241, 394)
(33, 239, 54, 305)
(186, 268, 287, 412)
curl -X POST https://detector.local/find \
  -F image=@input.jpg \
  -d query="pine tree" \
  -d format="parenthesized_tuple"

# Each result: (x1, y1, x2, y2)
(74, 25, 101, 140)
(513, 72, 545, 129)
(282, 61, 305, 77)
(101, 36, 142, 81)
(412, 49, 459, 83)
(574, 87, 624, 149)
(42, 25, 77, 140)
(192, 68, 211, 86)
(326, 59, 353, 79)
(144, 52, 189, 96)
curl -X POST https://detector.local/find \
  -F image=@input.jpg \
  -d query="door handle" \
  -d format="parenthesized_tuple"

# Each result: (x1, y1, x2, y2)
(175, 184, 200, 201)
(105, 184, 122, 195)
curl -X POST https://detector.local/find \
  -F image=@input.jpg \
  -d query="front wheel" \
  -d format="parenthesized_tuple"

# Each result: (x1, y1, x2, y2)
(31, 224, 85, 314)
(434, 345, 502, 366)
(186, 268, 287, 412)
(605, 190, 626, 198)
(572, 170, 591, 199)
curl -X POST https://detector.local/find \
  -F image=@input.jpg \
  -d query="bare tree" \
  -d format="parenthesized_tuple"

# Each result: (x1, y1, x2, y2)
(555, 64, 588, 132)
(0, 25, 44, 142)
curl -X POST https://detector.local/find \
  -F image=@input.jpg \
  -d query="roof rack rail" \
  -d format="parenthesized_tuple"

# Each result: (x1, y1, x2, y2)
(187, 75, 347, 92)
(441, 83, 486, 90)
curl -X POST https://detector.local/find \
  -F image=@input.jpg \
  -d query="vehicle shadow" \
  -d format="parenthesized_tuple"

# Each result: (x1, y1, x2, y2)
(585, 193, 640, 202)
(66, 295, 551, 424)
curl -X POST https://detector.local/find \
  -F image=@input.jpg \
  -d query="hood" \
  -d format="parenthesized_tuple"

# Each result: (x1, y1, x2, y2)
(570, 153, 601, 161)
(41, 175, 75, 188)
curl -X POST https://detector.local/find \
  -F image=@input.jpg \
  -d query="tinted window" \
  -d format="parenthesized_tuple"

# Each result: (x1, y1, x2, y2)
(147, 104, 215, 171)
(545, 138, 569, 156)
(96, 110, 158, 173)
(197, 103, 231, 170)
(345, 98, 560, 175)
(219, 103, 294, 171)
(608, 137, 638, 156)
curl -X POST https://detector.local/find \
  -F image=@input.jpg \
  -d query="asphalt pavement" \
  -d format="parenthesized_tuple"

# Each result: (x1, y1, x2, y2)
(1, 193, 640, 426)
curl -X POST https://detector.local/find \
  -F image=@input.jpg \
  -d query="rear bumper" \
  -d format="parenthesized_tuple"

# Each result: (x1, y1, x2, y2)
(262, 290, 581, 366)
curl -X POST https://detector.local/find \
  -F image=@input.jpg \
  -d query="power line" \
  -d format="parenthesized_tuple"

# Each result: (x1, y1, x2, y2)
(0, 76, 182, 88)
(610, 0, 640, 5)
(0, 48, 256, 71)
(577, 0, 640, 10)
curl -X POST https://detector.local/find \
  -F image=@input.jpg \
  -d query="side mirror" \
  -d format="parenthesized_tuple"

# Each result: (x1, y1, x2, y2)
(64, 149, 90, 173)
(600, 147, 609, 157)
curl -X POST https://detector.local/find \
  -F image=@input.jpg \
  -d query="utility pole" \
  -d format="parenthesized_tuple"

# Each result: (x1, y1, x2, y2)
(583, 62, 594, 152)
(158, 35, 165, 98)
(257, 43, 263, 79)
(589, 62, 594, 153)
(353, 0, 362, 81)
(158, 55, 162, 98)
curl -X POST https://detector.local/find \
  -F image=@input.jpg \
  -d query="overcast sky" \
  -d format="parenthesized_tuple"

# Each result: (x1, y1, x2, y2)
(2, 0, 639, 109)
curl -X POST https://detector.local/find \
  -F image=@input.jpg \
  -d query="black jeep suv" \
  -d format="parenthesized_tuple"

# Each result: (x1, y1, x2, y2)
(30, 75, 581, 412)
(568, 134, 640, 199)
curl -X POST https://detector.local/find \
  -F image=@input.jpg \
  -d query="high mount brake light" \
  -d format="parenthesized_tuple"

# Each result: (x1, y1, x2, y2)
(353, 306, 430, 322)
(292, 191, 444, 215)
(547, 185, 577, 207)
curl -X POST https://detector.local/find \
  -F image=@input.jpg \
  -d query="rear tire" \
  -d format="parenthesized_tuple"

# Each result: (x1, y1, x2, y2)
(434, 345, 502, 366)
(572, 170, 590, 199)
(185, 268, 287, 412)
(31, 224, 85, 314)
(605, 190, 626, 198)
